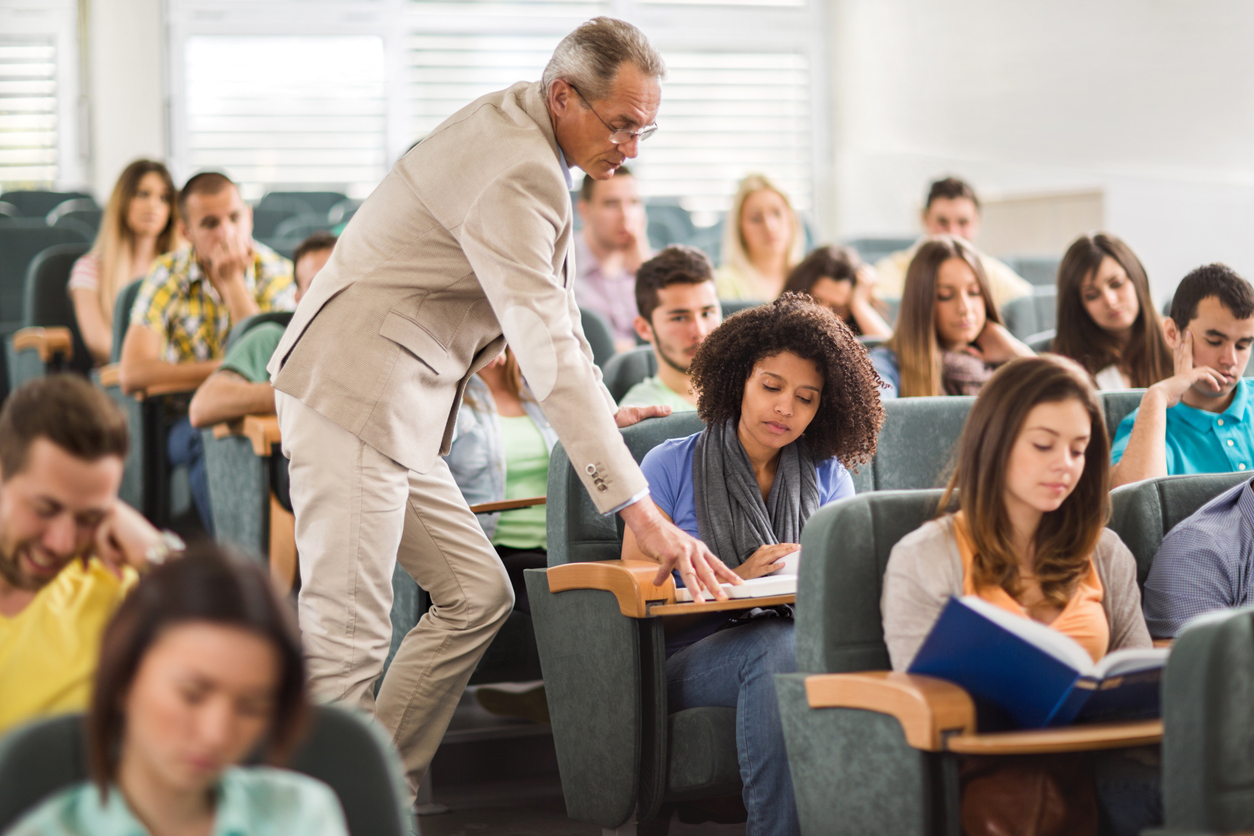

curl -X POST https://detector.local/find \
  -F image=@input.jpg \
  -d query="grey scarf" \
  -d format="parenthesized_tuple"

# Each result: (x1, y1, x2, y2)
(692, 418, 820, 569)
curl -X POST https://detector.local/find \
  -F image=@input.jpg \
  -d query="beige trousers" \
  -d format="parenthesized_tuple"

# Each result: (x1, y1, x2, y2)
(276, 391, 514, 789)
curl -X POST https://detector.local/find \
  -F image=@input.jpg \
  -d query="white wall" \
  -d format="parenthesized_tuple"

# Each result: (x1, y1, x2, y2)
(829, 0, 1254, 300)
(87, 0, 165, 201)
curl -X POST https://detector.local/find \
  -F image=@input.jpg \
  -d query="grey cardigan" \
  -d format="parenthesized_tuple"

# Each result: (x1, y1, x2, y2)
(881, 515, 1153, 671)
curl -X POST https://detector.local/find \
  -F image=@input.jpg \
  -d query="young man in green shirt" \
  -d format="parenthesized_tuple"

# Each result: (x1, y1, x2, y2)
(188, 232, 335, 429)
(619, 245, 722, 411)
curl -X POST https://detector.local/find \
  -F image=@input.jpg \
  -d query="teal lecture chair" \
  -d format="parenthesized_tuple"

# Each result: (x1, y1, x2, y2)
(6, 243, 93, 390)
(1000, 288, 1056, 341)
(528, 412, 760, 835)
(579, 306, 617, 369)
(601, 346, 657, 402)
(0, 707, 414, 836)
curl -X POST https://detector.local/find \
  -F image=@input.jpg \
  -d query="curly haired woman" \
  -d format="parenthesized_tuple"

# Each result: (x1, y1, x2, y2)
(621, 293, 884, 836)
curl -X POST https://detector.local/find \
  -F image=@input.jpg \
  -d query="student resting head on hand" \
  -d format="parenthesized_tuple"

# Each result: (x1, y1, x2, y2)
(870, 235, 1035, 399)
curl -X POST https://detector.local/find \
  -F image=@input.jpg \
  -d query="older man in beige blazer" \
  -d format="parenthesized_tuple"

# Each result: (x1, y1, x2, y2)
(268, 18, 739, 790)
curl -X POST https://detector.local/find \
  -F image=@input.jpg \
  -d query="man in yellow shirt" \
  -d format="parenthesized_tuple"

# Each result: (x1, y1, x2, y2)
(873, 176, 1034, 308)
(0, 375, 168, 736)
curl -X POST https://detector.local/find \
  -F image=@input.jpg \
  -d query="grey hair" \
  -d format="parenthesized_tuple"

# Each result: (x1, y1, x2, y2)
(541, 17, 666, 101)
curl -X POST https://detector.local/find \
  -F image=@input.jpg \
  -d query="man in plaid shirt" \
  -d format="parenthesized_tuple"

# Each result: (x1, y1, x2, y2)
(119, 171, 295, 532)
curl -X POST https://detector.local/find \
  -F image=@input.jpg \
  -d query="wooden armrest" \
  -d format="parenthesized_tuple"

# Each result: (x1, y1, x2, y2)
(98, 364, 121, 388)
(12, 327, 73, 362)
(469, 496, 547, 514)
(137, 380, 199, 400)
(211, 414, 280, 456)
(804, 671, 1163, 754)
(805, 672, 976, 751)
(548, 559, 675, 617)
(546, 559, 795, 618)
(1152, 638, 1173, 649)
(943, 720, 1162, 755)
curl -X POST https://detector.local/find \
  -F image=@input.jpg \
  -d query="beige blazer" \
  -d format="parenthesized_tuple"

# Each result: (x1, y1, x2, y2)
(269, 81, 647, 514)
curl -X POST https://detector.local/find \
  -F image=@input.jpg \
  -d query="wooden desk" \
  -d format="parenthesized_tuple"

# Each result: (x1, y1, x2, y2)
(547, 559, 794, 618)
(805, 671, 1163, 754)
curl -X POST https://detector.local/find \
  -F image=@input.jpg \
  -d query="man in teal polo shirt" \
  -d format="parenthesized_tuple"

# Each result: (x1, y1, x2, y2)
(188, 232, 335, 429)
(1112, 263, 1254, 486)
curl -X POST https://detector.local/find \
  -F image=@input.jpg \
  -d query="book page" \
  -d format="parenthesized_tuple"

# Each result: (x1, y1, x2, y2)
(1091, 647, 1169, 679)
(674, 574, 796, 602)
(959, 596, 1094, 672)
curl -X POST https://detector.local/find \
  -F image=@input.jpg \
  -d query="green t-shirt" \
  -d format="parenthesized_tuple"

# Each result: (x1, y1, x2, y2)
(220, 322, 286, 383)
(491, 415, 549, 551)
(618, 375, 697, 412)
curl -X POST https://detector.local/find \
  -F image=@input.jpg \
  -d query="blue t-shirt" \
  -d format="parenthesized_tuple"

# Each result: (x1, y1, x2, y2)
(1111, 379, 1254, 475)
(640, 431, 855, 550)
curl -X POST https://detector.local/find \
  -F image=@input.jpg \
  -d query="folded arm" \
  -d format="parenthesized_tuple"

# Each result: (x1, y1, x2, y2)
(118, 323, 220, 395)
(189, 369, 276, 428)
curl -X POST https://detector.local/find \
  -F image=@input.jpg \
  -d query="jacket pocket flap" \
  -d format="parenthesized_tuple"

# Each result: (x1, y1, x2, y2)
(379, 310, 451, 375)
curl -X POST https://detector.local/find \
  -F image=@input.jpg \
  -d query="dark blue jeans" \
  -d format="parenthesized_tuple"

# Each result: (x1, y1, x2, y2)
(665, 619, 799, 836)
(168, 416, 213, 535)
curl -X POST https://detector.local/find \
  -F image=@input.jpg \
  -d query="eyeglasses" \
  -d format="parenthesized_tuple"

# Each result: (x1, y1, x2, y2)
(568, 83, 658, 145)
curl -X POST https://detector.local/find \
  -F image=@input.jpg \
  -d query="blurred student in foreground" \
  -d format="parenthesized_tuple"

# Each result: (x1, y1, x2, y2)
(9, 548, 350, 835)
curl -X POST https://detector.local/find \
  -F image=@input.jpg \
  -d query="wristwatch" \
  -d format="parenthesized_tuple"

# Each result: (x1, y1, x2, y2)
(145, 530, 187, 565)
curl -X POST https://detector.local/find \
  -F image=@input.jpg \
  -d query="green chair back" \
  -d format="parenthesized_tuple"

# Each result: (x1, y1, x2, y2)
(0, 707, 412, 836)
(546, 412, 705, 567)
(578, 306, 617, 370)
(21, 243, 93, 375)
(1161, 604, 1254, 833)
(1100, 388, 1145, 438)
(720, 298, 762, 318)
(859, 396, 974, 493)
(601, 346, 657, 402)
(0, 223, 90, 331)
(1000, 289, 1056, 339)
(794, 490, 944, 675)
(257, 191, 349, 218)
(1109, 471, 1252, 586)
(0, 190, 94, 219)
(111, 279, 144, 362)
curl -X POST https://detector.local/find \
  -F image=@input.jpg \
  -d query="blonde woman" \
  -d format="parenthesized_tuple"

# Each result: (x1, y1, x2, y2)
(68, 160, 180, 364)
(715, 173, 806, 301)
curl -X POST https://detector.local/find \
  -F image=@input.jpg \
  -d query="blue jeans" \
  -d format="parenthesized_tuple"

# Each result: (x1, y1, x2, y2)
(665, 618, 799, 836)
(168, 416, 213, 535)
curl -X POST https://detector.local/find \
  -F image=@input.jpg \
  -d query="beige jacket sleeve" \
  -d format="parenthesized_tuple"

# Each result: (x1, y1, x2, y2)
(458, 157, 644, 513)
(881, 518, 1153, 671)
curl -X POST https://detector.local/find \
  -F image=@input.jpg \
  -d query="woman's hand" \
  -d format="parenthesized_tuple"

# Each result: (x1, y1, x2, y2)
(1152, 329, 1226, 409)
(734, 543, 800, 579)
(975, 321, 1035, 364)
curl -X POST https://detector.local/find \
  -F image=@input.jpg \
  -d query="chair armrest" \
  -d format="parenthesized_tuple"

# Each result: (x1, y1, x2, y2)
(469, 496, 546, 514)
(547, 559, 797, 618)
(805, 672, 975, 751)
(12, 327, 72, 363)
(138, 380, 199, 400)
(211, 414, 280, 456)
(804, 671, 1163, 754)
(98, 363, 121, 388)
(1153, 638, 1173, 648)
(547, 559, 675, 617)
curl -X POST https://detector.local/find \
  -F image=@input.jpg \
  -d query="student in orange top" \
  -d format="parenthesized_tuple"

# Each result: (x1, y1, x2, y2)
(882, 355, 1156, 836)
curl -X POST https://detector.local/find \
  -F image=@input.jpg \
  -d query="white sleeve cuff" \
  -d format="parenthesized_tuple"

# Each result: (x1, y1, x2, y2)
(603, 487, 651, 516)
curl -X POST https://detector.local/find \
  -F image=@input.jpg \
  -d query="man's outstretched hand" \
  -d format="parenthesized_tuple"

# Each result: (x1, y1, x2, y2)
(614, 404, 672, 428)
(619, 498, 741, 602)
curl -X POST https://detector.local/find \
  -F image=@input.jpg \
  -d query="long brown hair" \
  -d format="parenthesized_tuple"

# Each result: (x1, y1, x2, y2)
(1053, 233, 1171, 388)
(93, 160, 180, 323)
(88, 547, 308, 797)
(886, 235, 1001, 397)
(939, 355, 1110, 606)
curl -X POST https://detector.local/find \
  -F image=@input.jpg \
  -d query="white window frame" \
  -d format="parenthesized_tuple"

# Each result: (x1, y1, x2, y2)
(0, 0, 84, 189)
(164, 0, 829, 227)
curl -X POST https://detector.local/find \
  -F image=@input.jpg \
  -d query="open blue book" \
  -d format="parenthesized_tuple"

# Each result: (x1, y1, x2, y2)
(908, 596, 1168, 729)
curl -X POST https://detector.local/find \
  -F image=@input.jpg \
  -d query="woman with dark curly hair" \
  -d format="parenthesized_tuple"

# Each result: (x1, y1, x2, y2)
(621, 293, 884, 836)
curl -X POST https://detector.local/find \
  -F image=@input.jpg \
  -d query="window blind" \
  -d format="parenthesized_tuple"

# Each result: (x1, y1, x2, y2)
(182, 35, 387, 200)
(0, 37, 58, 188)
